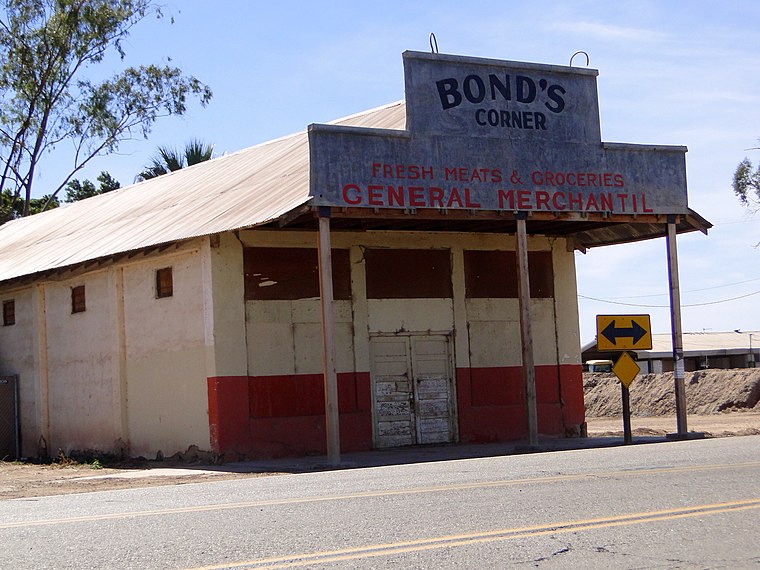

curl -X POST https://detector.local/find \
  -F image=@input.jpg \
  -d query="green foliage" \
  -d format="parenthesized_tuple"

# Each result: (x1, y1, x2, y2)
(733, 157, 760, 211)
(64, 170, 120, 202)
(0, 0, 212, 223)
(1, 189, 58, 219)
(54, 448, 117, 468)
(136, 138, 214, 181)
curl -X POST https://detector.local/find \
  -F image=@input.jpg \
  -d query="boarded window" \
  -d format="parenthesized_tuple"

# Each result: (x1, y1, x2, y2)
(464, 250, 554, 299)
(2, 300, 14, 326)
(365, 249, 452, 299)
(71, 285, 86, 313)
(156, 267, 173, 298)
(244, 248, 351, 301)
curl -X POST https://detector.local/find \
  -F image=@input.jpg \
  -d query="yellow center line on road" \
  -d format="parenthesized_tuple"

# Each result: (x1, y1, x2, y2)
(1, 460, 759, 530)
(184, 498, 760, 569)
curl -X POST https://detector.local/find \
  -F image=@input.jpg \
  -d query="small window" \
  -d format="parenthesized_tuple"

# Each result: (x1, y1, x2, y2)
(71, 285, 86, 313)
(2, 300, 15, 326)
(156, 267, 173, 298)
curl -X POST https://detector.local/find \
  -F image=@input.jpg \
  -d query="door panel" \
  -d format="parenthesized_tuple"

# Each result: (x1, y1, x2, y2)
(0, 376, 18, 460)
(371, 338, 415, 448)
(411, 336, 453, 444)
(370, 335, 454, 448)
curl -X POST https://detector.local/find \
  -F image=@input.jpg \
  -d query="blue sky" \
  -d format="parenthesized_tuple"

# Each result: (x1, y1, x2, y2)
(34, 1, 760, 342)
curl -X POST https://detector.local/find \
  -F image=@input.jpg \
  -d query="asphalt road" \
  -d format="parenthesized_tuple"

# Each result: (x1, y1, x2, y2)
(2, 436, 759, 569)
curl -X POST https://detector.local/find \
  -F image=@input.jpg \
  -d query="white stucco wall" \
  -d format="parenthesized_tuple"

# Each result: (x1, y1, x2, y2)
(0, 286, 39, 456)
(122, 244, 210, 457)
(42, 271, 119, 453)
(0, 237, 244, 459)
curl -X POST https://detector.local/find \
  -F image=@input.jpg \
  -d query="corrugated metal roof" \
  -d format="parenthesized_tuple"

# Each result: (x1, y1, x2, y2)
(643, 331, 760, 357)
(583, 331, 760, 357)
(0, 102, 407, 283)
(0, 97, 709, 285)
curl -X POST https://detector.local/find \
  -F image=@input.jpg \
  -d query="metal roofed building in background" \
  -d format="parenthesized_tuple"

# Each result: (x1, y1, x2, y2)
(582, 330, 760, 372)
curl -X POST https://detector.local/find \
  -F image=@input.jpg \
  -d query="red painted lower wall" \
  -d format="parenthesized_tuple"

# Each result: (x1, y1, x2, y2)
(207, 364, 585, 459)
(456, 364, 585, 443)
(207, 372, 372, 459)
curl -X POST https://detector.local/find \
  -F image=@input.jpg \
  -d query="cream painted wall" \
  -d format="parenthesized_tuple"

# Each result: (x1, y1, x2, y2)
(44, 271, 119, 453)
(552, 240, 582, 364)
(0, 237, 244, 459)
(0, 227, 580, 459)
(123, 244, 210, 457)
(205, 233, 248, 378)
(247, 300, 354, 376)
(366, 299, 454, 334)
(465, 299, 522, 368)
(239, 230, 582, 376)
(0, 286, 40, 456)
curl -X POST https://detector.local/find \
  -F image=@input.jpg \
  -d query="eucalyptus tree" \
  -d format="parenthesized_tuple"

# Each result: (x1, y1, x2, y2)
(733, 148, 760, 212)
(0, 0, 213, 223)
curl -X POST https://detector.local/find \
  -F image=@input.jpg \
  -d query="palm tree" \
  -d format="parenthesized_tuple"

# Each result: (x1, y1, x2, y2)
(136, 139, 214, 181)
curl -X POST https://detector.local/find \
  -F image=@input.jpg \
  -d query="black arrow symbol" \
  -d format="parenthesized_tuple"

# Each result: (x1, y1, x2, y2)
(601, 320, 647, 346)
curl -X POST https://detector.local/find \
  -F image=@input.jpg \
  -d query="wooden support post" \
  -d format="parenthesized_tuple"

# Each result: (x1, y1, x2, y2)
(667, 217, 688, 436)
(318, 207, 341, 464)
(516, 216, 538, 446)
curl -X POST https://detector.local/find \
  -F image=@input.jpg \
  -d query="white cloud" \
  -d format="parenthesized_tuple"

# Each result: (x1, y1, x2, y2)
(549, 20, 667, 42)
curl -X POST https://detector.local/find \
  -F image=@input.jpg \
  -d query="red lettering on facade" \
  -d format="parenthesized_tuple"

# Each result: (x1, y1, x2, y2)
(368, 185, 384, 206)
(409, 186, 425, 207)
(342, 184, 362, 205)
(388, 185, 404, 207)
(498, 190, 514, 209)
(464, 188, 481, 208)
(641, 193, 653, 213)
(517, 190, 533, 209)
(447, 188, 464, 208)
(429, 187, 444, 207)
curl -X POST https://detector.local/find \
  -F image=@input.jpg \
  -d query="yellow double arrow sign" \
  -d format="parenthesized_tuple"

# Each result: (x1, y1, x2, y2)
(596, 314, 653, 351)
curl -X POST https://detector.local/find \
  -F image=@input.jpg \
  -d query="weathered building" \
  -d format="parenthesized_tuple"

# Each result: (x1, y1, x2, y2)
(583, 331, 760, 373)
(0, 51, 709, 460)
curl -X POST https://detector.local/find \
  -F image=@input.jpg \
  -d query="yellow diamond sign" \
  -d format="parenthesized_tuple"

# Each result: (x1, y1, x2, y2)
(613, 351, 640, 388)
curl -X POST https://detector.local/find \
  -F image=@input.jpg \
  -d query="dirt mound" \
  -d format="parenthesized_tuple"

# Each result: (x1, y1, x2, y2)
(584, 368, 760, 417)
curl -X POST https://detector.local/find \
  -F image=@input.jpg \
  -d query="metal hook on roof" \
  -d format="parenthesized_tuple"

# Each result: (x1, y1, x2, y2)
(570, 50, 590, 67)
(429, 33, 439, 54)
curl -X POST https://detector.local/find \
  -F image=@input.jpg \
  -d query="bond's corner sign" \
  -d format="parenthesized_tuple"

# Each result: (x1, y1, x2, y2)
(309, 51, 688, 215)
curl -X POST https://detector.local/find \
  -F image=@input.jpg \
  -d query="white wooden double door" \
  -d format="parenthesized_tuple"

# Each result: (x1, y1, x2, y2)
(370, 334, 456, 448)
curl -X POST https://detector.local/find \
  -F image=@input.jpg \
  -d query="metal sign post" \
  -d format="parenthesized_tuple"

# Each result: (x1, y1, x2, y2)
(613, 351, 640, 444)
(597, 318, 648, 444)
(621, 383, 632, 445)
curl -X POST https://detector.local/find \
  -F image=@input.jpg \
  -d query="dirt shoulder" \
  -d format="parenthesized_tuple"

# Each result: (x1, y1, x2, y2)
(3, 412, 760, 500)
(0, 461, 274, 500)
(586, 411, 760, 437)
(3, 369, 758, 501)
